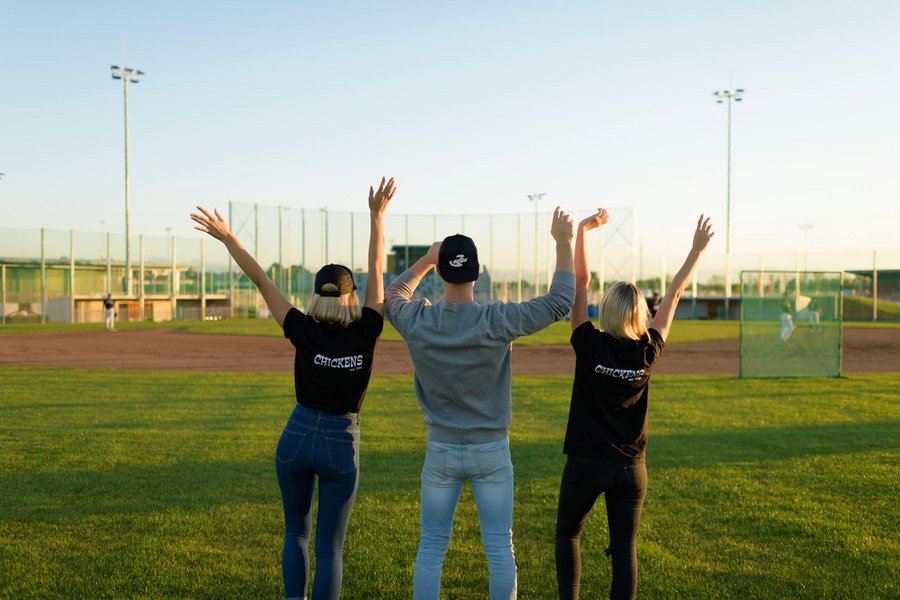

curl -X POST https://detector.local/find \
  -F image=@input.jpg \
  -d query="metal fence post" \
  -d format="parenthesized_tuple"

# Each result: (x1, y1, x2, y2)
(873, 249, 878, 322)
(228, 201, 234, 318)
(40, 228, 46, 324)
(599, 226, 606, 300)
(404, 214, 409, 273)
(432, 214, 438, 300)
(324, 208, 330, 264)
(630, 207, 637, 284)
(2, 264, 6, 325)
(350, 211, 355, 274)
(659, 255, 666, 298)
(201, 237, 206, 321)
(489, 214, 494, 302)
(254, 203, 260, 316)
(278, 205, 284, 291)
(139, 235, 145, 322)
(516, 214, 521, 303)
(171, 237, 178, 320)
(691, 271, 698, 319)
(301, 208, 306, 305)
(70, 230, 76, 323)
(106, 233, 111, 295)
(286, 208, 292, 301)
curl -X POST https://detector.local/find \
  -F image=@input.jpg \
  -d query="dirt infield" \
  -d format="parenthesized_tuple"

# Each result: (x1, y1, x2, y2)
(1, 328, 897, 375)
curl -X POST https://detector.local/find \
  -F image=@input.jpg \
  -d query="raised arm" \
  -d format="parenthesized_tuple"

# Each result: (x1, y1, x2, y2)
(385, 241, 441, 306)
(650, 215, 715, 341)
(365, 177, 396, 315)
(572, 208, 609, 330)
(190, 206, 293, 328)
(551, 206, 575, 276)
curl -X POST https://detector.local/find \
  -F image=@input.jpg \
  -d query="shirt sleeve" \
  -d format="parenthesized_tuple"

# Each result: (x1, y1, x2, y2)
(644, 327, 666, 367)
(282, 307, 305, 346)
(360, 307, 385, 343)
(491, 271, 575, 341)
(384, 271, 430, 337)
(570, 320, 598, 353)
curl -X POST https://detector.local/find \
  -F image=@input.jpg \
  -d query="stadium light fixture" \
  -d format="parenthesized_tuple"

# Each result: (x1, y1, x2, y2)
(712, 86, 745, 315)
(110, 63, 144, 296)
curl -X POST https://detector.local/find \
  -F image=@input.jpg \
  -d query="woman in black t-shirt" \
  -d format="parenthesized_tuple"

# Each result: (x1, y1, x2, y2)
(555, 211, 714, 600)
(191, 177, 395, 600)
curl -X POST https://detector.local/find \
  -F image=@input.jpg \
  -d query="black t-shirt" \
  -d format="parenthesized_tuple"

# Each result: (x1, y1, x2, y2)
(563, 322, 666, 463)
(282, 306, 383, 415)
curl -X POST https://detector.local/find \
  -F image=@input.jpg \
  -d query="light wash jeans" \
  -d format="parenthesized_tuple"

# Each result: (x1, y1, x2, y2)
(413, 438, 517, 600)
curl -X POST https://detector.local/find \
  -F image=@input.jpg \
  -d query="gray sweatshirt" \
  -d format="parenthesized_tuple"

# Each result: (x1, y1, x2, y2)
(385, 271, 575, 444)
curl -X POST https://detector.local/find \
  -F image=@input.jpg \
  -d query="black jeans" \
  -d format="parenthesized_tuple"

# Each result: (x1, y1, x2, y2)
(555, 456, 647, 600)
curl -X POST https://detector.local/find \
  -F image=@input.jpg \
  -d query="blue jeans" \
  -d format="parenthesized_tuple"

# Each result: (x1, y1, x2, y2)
(275, 404, 360, 600)
(413, 438, 517, 600)
(555, 456, 647, 600)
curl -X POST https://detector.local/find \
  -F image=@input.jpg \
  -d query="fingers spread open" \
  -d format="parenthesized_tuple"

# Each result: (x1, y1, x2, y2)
(214, 208, 224, 221)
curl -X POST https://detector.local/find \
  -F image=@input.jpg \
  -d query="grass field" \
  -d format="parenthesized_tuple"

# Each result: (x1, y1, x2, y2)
(1, 367, 897, 599)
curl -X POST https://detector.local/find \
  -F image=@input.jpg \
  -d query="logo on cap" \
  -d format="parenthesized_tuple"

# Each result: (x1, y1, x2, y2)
(449, 254, 468, 268)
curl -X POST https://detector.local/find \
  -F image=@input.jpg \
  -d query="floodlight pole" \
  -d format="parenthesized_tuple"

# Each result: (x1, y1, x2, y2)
(110, 64, 144, 297)
(713, 87, 744, 318)
(528, 193, 546, 297)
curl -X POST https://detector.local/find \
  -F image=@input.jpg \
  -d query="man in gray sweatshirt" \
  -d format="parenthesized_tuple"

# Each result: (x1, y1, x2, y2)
(384, 208, 576, 600)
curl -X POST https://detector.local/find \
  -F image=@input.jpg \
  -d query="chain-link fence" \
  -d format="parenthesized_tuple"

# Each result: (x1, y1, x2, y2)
(3, 211, 897, 324)
(226, 202, 637, 314)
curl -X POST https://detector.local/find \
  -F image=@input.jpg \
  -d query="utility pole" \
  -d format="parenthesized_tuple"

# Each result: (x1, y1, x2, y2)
(713, 86, 744, 316)
(110, 64, 144, 296)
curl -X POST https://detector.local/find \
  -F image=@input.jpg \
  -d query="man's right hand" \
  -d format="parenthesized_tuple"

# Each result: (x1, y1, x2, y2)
(551, 206, 575, 243)
(423, 241, 442, 266)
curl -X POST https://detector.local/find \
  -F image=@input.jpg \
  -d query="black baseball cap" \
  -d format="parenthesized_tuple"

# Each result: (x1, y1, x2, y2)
(438, 234, 479, 283)
(315, 264, 357, 297)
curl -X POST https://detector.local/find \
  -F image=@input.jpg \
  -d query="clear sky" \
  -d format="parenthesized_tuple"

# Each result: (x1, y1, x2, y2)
(1, 0, 898, 263)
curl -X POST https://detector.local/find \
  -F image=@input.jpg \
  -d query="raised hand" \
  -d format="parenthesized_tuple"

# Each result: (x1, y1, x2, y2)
(579, 208, 609, 232)
(191, 206, 231, 242)
(369, 176, 396, 215)
(423, 241, 442, 266)
(550, 206, 575, 242)
(692, 214, 715, 252)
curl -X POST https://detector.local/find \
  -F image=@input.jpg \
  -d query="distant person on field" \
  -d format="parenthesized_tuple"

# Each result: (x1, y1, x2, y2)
(191, 177, 395, 600)
(780, 291, 794, 342)
(646, 291, 660, 318)
(556, 211, 714, 600)
(385, 208, 576, 600)
(103, 293, 116, 331)
(808, 298, 821, 331)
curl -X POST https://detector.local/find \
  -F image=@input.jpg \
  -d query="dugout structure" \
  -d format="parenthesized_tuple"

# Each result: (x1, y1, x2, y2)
(740, 271, 843, 378)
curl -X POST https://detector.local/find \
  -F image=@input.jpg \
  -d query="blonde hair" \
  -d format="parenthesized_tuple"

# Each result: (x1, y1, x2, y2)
(307, 283, 362, 327)
(599, 281, 651, 341)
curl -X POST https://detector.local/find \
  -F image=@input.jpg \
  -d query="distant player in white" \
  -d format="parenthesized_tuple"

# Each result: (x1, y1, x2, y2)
(780, 292, 794, 342)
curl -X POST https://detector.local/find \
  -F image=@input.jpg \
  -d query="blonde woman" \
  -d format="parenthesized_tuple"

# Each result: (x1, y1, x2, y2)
(190, 177, 396, 600)
(555, 211, 714, 600)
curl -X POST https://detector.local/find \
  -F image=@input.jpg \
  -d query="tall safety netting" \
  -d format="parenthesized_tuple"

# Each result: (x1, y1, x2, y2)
(740, 271, 843, 378)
